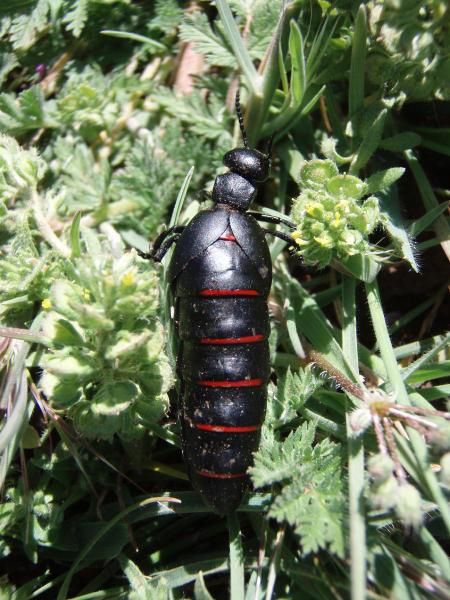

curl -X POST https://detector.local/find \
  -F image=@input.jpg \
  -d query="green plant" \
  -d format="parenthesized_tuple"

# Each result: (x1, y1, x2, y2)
(0, 1, 449, 599)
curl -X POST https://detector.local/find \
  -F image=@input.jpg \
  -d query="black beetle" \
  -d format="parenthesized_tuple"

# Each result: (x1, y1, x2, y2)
(141, 93, 296, 513)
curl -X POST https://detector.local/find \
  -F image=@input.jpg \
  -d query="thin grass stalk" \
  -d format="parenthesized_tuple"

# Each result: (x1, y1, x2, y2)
(342, 275, 366, 600)
(228, 512, 245, 600)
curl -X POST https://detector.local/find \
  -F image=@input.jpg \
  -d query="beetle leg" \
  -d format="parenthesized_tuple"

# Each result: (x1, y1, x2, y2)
(260, 227, 297, 247)
(151, 233, 183, 262)
(247, 211, 296, 230)
(137, 226, 185, 262)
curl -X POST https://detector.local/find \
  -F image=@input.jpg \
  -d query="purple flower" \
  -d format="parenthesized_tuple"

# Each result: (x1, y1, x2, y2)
(35, 64, 47, 79)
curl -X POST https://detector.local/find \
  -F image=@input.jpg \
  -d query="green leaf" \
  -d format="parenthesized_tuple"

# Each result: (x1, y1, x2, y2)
(404, 361, 450, 385)
(276, 367, 322, 419)
(179, 11, 236, 69)
(278, 38, 289, 95)
(151, 558, 229, 590)
(289, 20, 306, 106)
(228, 513, 245, 600)
(63, 0, 88, 38)
(289, 279, 357, 381)
(366, 167, 405, 195)
(379, 186, 419, 272)
(101, 30, 166, 51)
(350, 108, 387, 174)
(348, 5, 367, 120)
(120, 555, 151, 599)
(120, 555, 171, 600)
(299, 84, 325, 117)
(409, 202, 450, 237)
(251, 422, 345, 557)
(20, 425, 41, 449)
(69, 212, 82, 258)
(405, 150, 450, 261)
(399, 332, 450, 384)
(335, 253, 381, 283)
(411, 126, 450, 156)
(9, 0, 49, 50)
(45, 316, 85, 347)
(194, 572, 215, 600)
(251, 421, 316, 488)
(379, 132, 421, 152)
(0, 87, 47, 134)
(91, 381, 139, 416)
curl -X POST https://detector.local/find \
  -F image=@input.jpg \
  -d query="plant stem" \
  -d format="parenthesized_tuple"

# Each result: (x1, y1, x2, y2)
(342, 275, 366, 600)
(228, 512, 245, 600)
(365, 279, 450, 536)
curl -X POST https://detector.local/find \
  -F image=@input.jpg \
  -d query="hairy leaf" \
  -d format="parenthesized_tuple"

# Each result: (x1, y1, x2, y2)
(251, 421, 345, 556)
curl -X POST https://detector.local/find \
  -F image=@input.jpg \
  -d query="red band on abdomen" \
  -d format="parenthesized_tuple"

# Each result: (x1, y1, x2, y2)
(219, 234, 236, 241)
(194, 423, 261, 433)
(199, 289, 261, 297)
(200, 334, 265, 345)
(196, 469, 247, 479)
(197, 378, 264, 388)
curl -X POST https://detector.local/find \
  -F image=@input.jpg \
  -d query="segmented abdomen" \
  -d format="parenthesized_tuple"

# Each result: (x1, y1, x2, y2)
(174, 232, 270, 513)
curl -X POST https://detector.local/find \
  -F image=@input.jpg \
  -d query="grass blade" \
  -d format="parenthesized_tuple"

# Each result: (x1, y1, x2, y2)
(228, 513, 245, 600)
(348, 5, 367, 121)
(70, 212, 82, 258)
(215, 0, 259, 92)
(101, 30, 165, 51)
(342, 276, 367, 600)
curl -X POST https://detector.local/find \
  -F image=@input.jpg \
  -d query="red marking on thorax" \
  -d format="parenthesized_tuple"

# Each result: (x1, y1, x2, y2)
(199, 289, 260, 297)
(200, 334, 265, 345)
(194, 423, 261, 433)
(197, 378, 264, 388)
(219, 233, 236, 241)
(196, 469, 247, 479)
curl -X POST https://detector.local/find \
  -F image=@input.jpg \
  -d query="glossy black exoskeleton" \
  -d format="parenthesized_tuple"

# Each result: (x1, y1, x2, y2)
(142, 94, 296, 514)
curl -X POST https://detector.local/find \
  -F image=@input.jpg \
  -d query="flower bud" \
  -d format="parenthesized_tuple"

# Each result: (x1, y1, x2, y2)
(349, 408, 372, 436)
(368, 453, 394, 483)
(370, 475, 398, 511)
(299, 159, 338, 189)
(395, 483, 422, 529)
(428, 424, 450, 451)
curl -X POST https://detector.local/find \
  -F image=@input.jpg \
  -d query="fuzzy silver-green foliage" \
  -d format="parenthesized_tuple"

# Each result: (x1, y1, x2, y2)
(0, 134, 46, 201)
(39, 233, 172, 439)
(0, 217, 62, 320)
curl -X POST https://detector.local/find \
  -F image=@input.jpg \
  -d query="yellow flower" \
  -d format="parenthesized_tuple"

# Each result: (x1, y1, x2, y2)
(41, 298, 52, 310)
(121, 272, 135, 287)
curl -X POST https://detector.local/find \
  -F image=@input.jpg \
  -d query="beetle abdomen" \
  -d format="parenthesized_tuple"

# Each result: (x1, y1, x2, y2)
(171, 214, 271, 513)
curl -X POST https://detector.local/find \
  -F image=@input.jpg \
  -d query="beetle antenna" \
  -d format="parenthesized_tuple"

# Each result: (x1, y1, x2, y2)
(235, 90, 249, 149)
